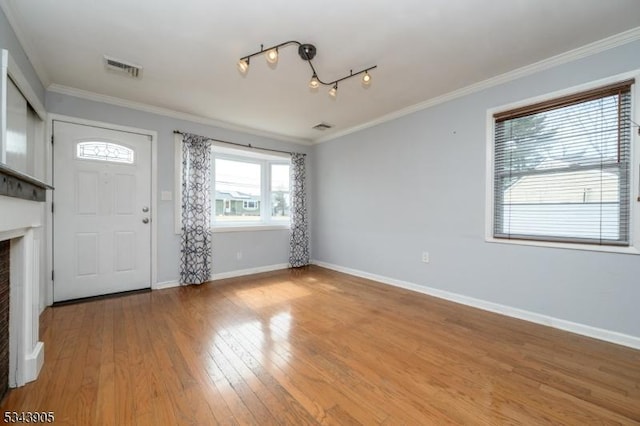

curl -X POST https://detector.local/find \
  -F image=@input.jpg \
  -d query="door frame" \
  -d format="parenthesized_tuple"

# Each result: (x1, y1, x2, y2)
(47, 114, 158, 306)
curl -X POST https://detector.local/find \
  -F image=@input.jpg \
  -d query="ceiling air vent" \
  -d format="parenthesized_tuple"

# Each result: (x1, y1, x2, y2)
(313, 123, 332, 131)
(104, 55, 142, 78)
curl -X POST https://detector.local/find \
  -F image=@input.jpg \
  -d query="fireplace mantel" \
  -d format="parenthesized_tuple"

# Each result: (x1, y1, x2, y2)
(0, 164, 52, 202)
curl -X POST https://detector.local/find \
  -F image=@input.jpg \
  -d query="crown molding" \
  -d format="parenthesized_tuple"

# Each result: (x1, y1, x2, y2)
(47, 84, 313, 146)
(0, 0, 50, 87)
(314, 26, 640, 144)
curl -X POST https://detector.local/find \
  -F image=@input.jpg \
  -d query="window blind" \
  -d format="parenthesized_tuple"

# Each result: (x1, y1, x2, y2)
(493, 79, 634, 246)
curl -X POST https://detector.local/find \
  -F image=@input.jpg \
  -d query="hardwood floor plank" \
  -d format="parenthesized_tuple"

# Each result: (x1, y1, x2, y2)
(2, 266, 639, 424)
(201, 359, 259, 425)
(113, 298, 136, 426)
(212, 329, 315, 425)
(94, 299, 116, 426)
(216, 328, 321, 426)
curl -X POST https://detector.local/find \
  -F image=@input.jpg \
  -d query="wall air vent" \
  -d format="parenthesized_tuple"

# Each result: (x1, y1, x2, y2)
(312, 123, 332, 131)
(104, 55, 142, 78)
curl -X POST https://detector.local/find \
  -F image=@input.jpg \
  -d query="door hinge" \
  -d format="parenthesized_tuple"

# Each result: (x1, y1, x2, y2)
(51, 270, 54, 281)
(51, 135, 54, 144)
(51, 202, 54, 214)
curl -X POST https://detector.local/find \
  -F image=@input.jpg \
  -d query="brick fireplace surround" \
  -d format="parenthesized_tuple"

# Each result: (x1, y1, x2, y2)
(0, 240, 9, 401)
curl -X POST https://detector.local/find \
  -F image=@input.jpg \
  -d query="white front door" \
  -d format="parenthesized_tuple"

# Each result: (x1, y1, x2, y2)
(53, 121, 152, 302)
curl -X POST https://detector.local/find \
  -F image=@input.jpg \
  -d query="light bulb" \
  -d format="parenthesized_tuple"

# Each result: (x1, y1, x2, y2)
(266, 48, 278, 64)
(237, 58, 249, 74)
(309, 75, 320, 89)
(362, 71, 371, 85)
(329, 84, 337, 98)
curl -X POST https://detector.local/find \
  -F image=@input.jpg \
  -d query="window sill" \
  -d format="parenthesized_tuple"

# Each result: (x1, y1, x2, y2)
(485, 236, 640, 255)
(212, 224, 290, 233)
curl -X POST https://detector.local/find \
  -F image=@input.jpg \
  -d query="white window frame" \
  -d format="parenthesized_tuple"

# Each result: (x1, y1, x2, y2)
(173, 136, 290, 233)
(242, 200, 258, 210)
(485, 71, 640, 255)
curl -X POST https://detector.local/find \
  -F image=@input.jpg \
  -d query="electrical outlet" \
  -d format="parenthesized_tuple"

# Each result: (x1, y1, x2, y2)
(422, 252, 429, 263)
(236, 251, 243, 260)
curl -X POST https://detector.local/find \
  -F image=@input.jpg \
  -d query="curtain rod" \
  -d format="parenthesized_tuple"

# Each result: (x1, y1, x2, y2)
(173, 130, 305, 156)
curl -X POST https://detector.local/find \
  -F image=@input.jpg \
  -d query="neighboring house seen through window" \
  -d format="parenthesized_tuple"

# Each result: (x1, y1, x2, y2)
(490, 79, 636, 247)
(211, 147, 290, 228)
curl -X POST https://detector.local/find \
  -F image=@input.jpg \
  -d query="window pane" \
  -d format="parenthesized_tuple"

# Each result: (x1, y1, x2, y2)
(76, 141, 135, 164)
(271, 164, 290, 218)
(214, 158, 261, 221)
(271, 191, 290, 218)
(500, 168, 621, 240)
(271, 164, 290, 192)
(494, 83, 632, 245)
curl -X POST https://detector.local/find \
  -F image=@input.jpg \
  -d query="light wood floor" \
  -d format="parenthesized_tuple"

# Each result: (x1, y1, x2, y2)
(2, 266, 639, 425)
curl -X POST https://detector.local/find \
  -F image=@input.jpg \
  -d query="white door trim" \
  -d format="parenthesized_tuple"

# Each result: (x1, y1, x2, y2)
(47, 113, 158, 305)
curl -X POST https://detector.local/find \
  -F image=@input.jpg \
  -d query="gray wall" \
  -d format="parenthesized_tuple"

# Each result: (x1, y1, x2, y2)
(311, 39, 640, 338)
(46, 91, 311, 283)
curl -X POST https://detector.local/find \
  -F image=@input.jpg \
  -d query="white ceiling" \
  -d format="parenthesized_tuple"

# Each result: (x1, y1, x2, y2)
(3, 0, 640, 143)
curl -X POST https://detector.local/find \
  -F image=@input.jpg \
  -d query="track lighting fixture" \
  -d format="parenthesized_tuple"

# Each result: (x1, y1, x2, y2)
(238, 40, 376, 97)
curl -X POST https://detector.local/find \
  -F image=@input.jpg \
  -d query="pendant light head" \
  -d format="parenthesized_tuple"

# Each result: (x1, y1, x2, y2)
(266, 48, 278, 65)
(237, 58, 249, 74)
(309, 74, 320, 89)
(362, 71, 371, 86)
(328, 83, 338, 98)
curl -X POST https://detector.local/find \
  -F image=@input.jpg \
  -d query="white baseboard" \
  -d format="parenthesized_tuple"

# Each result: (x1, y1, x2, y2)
(210, 263, 289, 281)
(24, 341, 44, 384)
(154, 263, 290, 289)
(153, 280, 180, 290)
(312, 260, 640, 350)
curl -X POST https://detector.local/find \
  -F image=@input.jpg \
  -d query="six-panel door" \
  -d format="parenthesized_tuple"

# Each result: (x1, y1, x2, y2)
(53, 121, 152, 302)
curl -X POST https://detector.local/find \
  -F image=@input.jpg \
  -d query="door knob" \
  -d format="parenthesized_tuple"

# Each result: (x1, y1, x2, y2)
(142, 218, 149, 224)
(142, 206, 149, 212)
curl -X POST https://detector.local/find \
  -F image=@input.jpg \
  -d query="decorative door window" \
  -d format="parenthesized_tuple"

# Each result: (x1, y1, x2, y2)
(76, 141, 135, 164)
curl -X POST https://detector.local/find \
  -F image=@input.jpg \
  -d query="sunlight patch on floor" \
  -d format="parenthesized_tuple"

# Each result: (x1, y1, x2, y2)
(235, 281, 311, 309)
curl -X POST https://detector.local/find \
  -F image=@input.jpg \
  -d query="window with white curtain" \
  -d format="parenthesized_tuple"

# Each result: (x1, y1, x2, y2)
(489, 78, 638, 248)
